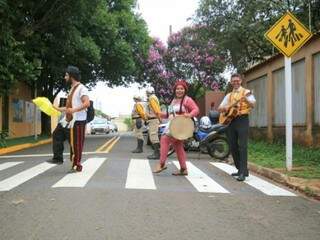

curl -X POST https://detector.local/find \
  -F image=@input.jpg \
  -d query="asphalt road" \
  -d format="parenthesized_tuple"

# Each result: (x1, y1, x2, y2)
(0, 133, 319, 240)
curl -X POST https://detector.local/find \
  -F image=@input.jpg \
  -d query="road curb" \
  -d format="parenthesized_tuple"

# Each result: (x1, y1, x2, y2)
(0, 139, 52, 156)
(247, 162, 320, 200)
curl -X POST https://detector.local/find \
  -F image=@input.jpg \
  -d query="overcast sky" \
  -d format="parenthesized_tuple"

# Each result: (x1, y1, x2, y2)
(89, 0, 199, 117)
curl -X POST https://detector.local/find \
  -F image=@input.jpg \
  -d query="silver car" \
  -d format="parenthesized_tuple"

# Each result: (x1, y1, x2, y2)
(90, 118, 110, 135)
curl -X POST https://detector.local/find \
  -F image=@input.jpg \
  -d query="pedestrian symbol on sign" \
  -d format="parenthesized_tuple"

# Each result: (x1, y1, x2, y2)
(275, 20, 304, 48)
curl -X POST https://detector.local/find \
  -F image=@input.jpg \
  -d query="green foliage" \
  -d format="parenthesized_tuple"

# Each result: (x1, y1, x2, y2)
(0, 134, 50, 148)
(195, 0, 320, 72)
(0, 0, 151, 134)
(0, 130, 9, 148)
(124, 117, 133, 130)
(0, 0, 151, 98)
(249, 139, 320, 179)
(95, 109, 109, 119)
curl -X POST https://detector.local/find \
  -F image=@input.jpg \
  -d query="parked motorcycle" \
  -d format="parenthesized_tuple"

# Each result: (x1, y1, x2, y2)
(164, 111, 230, 160)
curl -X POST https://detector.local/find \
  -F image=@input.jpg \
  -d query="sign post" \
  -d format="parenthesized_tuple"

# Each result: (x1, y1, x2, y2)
(284, 56, 292, 171)
(265, 11, 312, 171)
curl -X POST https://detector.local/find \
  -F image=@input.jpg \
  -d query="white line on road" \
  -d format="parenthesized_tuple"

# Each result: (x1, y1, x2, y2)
(52, 158, 107, 188)
(125, 159, 156, 190)
(211, 162, 296, 196)
(173, 161, 229, 193)
(0, 162, 56, 191)
(0, 162, 23, 171)
(0, 152, 106, 159)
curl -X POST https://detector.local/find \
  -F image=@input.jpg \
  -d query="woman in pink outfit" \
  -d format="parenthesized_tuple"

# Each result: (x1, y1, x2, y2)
(153, 79, 199, 176)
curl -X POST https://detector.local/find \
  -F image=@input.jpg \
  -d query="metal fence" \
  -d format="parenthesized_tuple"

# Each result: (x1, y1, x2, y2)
(248, 75, 267, 127)
(273, 68, 285, 126)
(292, 60, 306, 125)
(267, 60, 306, 127)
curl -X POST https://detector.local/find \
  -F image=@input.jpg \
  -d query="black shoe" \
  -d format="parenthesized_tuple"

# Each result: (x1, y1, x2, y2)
(237, 174, 246, 182)
(147, 152, 159, 160)
(47, 159, 63, 165)
(132, 139, 144, 153)
(231, 172, 239, 177)
(147, 143, 160, 160)
(231, 171, 249, 177)
(132, 148, 143, 153)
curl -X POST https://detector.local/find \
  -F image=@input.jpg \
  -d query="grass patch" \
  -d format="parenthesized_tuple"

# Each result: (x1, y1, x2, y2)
(248, 140, 320, 179)
(1, 135, 51, 148)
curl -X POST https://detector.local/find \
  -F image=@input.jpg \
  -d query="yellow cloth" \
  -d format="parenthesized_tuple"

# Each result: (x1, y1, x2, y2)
(135, 102, 146, 120)
(229, 87, 251, 115)
(32, 97, 61, 117)
(148, 95, 161, 118)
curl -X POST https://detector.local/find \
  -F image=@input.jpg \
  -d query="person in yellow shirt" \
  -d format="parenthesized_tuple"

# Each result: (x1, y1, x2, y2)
(218, 73, 256, 181)
(131, 95, 146, 153)
(146, 87, 161, 159)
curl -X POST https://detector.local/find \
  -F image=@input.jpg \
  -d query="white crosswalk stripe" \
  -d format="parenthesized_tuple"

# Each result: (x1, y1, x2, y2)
(211, 162, 296, 196)
(173, 161, 229, 193)
(0, 162, 56, 191)
(52, 158, 107, 188)
(125, 159, 156, 190)
(0, 161, 23, 171)
(0, 159, 297, 196)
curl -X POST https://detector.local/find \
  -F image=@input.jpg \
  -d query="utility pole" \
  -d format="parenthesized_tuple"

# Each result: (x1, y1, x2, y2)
(308, 0, 312, 31)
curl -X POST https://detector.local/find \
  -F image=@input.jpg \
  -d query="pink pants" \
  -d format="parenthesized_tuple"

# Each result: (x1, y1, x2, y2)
(160, 135, 187, 170)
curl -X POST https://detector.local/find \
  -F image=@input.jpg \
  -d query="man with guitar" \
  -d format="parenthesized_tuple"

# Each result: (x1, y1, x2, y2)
(218, 73, 256, 181)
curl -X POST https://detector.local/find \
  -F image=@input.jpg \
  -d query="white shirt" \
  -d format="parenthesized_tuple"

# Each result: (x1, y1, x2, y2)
(72, 84, 89, 121)
(219, 87, 256, 108)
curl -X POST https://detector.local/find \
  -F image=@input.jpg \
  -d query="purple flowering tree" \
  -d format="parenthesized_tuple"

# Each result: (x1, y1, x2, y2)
(143, 27, 226, 101)
(143, 38, 176, 104)
(166, 26, 226, 98)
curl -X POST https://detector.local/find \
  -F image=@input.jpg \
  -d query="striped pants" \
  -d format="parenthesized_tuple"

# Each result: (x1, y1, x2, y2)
(70, 121, 86, 170)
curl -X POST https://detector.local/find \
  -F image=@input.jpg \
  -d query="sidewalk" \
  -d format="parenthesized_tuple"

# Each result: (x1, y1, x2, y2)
(0, 135, 52, 155)
(248, 162, 320, 200)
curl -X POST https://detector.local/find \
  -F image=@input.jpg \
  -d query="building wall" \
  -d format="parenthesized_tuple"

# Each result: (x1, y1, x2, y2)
(243, 34, 320, 146)
(247, 75, 267, 127)
(1, 82, 41, 138)
(315, 53, 320, 125)
(197, 91, 225, 117)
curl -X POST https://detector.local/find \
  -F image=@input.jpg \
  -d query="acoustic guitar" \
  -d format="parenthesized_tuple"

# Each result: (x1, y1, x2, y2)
(219, 91, 252, 125)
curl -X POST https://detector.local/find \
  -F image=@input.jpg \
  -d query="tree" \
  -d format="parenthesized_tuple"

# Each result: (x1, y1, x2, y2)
(142, 38, 176, 104)
(0, 0, 151, 133)
(165, 26, 226, 98)
(142, 27, 226, 102)
(195, 0, 320, 71)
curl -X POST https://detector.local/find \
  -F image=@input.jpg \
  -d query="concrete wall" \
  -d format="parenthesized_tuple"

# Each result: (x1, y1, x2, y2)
(197, 91, 225, 117)
(243, 34, 320, 147)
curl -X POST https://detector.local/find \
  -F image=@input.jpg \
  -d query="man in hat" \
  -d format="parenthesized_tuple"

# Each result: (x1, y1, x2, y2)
(145, 87, 161, 160)
(131, 95, 146, 153)
(53, 66, 90, 172)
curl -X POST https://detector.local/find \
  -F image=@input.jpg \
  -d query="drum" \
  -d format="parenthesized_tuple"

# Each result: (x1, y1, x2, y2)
(169, 116, 195, 140)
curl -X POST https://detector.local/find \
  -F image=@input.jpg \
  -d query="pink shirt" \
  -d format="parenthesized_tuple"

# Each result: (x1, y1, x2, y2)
(161, 96, 199, 119)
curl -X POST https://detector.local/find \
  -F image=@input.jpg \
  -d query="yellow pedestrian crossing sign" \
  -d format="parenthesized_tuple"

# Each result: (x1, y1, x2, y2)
(265, 11, 312, 57)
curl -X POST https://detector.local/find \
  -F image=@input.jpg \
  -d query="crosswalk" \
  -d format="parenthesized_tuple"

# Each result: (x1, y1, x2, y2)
(0, 158, 296, 196)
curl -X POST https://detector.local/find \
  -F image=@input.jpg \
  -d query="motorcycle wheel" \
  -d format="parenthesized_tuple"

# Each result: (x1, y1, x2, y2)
(207, 136, 230, 160)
